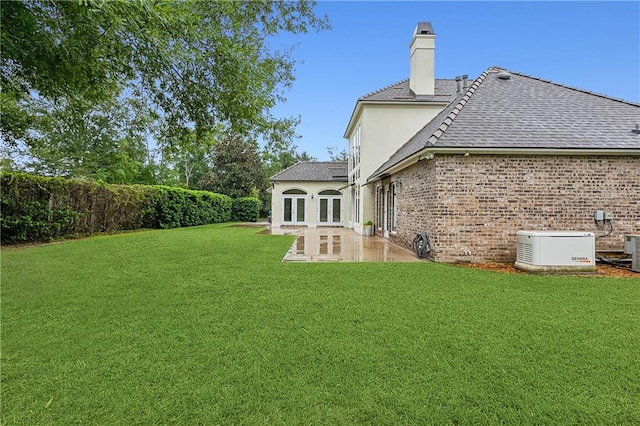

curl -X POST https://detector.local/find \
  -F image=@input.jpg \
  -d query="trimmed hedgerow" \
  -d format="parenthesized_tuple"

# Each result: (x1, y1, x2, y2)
(0, 173, 232, 244)
(0, 173, 149, 244)
(142, 186, 232, 229)
(232, 197, 261, 222)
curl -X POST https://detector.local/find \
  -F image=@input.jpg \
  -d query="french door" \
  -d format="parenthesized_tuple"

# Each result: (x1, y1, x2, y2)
(283, 196, 306, 225)
(318, 196, 342, 226)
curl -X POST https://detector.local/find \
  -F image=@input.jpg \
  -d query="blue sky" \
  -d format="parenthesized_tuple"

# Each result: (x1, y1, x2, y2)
(269, 1, 640, 161)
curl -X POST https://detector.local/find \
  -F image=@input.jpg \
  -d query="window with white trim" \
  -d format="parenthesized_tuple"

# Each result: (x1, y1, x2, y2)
(390, 182, 397, 233)
(355, 184, 361, 224)
(349, 126, 361, 179)
(353, 126, 360, 167)
(376, 186, 384, 229)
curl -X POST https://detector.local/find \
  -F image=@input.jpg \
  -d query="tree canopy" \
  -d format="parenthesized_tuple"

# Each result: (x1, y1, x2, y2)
(327, 146, 348, 162)
(2, 0, 329, 158)
(198, 133, 263, 199)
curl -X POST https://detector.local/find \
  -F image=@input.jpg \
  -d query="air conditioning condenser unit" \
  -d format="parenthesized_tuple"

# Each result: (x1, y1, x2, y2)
(515, 231, 596, 274)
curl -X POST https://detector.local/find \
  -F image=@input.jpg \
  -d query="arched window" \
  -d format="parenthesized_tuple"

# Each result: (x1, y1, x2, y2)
(283, 189, 307, 195)
(318, 190, 341, 196)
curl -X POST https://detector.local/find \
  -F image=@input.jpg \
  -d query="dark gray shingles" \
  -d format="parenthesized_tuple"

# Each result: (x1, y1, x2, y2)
(369, 67, 640, 181)
(360, 79, 459, 103)
(270, 162, 348, 182)
(437, 69, 640, 149)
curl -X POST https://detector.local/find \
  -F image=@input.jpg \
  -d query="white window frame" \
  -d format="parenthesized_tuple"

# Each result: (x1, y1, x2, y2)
(355, 185, 361, 225)
(390, 182, 397, 234)
(349, 126, 361, 181)
(317, 193, 343, 226)
(282, 190, 308, 225)
(376, 186, 384, 230)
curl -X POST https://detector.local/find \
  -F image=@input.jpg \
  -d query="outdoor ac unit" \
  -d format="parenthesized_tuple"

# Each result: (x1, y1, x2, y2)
(630, 235, 640, 273)
(515, 231, 596, 273)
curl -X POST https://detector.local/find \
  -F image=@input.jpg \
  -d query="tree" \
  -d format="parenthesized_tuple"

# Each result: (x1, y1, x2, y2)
(0, 158, 16, 173)
(198, 134, 264, 199)
(23, 95, 155, 183)
(2, 1, 329, 153)
(262, 137, 316, 180)
(173, 150, 210, 189)
(161, 127, 217, 188)
(327, 146, 348, 162)
(256, 136, 316, 216)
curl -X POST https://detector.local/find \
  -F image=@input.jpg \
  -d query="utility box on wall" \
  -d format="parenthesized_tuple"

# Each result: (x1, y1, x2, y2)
(514, 231, 596, 274)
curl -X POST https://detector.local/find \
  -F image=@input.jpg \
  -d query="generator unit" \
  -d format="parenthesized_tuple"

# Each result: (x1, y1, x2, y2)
(627, 235, 640, 273)
(624, 235, 640, 254)
(515, 231, 596, 273)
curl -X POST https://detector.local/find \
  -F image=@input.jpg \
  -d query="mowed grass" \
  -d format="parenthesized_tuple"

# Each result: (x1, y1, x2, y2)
(2, 224, 639, 425)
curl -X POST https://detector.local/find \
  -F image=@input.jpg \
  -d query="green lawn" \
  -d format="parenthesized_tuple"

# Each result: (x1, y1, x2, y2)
(2, 224, 639, 425)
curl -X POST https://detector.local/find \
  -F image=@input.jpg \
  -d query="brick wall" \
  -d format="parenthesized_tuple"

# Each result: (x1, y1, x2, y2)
(390, 154, 640, 262)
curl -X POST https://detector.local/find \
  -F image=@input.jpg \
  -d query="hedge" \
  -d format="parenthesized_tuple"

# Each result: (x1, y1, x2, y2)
(232, 197, 261, 222)
(141, 186, 233, 230)
(0, 173, 253, 245)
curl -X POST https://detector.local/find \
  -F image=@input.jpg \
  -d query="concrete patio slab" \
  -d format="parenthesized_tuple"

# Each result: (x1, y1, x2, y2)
(269, 227, 423, 262)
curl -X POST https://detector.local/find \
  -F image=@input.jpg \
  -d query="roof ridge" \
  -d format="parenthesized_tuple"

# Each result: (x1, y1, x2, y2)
(359, 78, 409, 100)
(426, 67, 495, 147)
(359, 77, 461, 101)
(270, 161, 348, 182)
(500, 67, 640, 107)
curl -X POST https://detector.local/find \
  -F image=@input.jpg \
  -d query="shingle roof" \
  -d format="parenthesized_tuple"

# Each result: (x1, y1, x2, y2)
(359, 78, 458, 103)
(370, 67, 640, 181)
(270, 161, 348, 182)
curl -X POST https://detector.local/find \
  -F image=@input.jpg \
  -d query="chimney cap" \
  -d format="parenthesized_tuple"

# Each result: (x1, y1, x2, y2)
(414, 22, 435, 36)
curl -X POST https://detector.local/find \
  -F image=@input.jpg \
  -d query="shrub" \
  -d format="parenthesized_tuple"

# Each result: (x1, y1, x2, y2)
(0, 173, 148, 244)
(0, 173, 233, 244)
(142, 186, 232, 229)
(232, 197, 261, 222)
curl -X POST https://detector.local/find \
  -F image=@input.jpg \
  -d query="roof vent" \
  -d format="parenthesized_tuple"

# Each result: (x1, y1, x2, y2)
(497, 71, 512, 80)
(632, 124, 640, 134)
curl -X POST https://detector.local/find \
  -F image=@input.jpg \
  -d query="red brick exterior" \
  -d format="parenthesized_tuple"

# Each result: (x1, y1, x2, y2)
(376, 154, 640, 262)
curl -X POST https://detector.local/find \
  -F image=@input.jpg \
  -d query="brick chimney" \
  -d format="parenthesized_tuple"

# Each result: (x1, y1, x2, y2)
(409, 22, 436, 96)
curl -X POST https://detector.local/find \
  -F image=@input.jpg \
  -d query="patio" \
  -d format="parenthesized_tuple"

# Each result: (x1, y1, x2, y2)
(268, 227, 422, 262)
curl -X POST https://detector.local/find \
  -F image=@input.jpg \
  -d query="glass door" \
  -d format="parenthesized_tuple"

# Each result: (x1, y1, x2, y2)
(319, 198, 329, 223)
(295, 197, 305, 223)
(332, 198, 341, 224)
(282, 190, 307, 225)
(318, 191, 342, 226)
